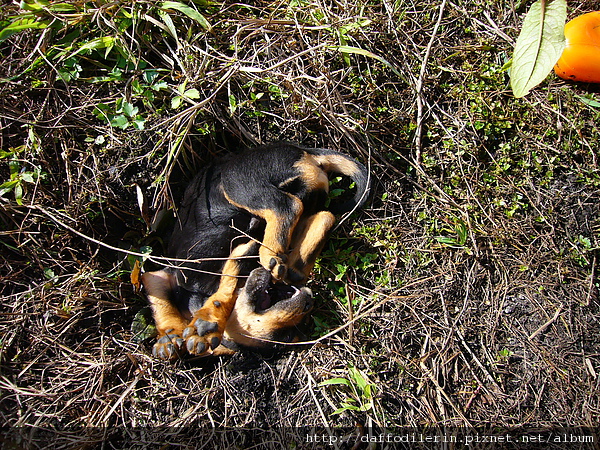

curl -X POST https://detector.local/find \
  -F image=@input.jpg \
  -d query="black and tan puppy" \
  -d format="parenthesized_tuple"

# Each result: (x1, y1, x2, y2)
(142, 142, 370, 359)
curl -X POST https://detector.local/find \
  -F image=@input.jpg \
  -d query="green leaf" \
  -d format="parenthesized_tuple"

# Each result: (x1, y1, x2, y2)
(46, 2, 77, 13)
(436, 236, 457, 245)
(122, 102, 138, 117)
(510, 0, 567, 98)
(130, 307, 157, 343)
(152, 81, 168, 91)
(66, 36, 115, 59)
(455, 219, 468, 245)
(228, 94, 237, 115)
(159, 1, 211, 31)
(0, 180, 19, 196)
(110, 115, 129, 129)
(93, 103, 111, 119)
(80, 36, 115, 52)
(349, 367, 368, 391)
(14, 183, 23, 205)
(143, 69, 159, 84)
(9, 160, 20, 178)
(19, 0, 49, 12)
(0, 16, 50, 42)
(171, 95, 183, 109)
(21, 173, 35, 183)
(43, 268, 56, 280)
(184, 88, 200, 99)
(132, 117, 146, 130)
(357, 401, 374, 412)
(339, 402, 360, 410)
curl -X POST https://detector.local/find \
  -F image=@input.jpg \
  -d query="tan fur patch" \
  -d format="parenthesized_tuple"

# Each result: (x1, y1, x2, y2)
(312, 153, 360, 176)
(288, 211, 336, 280)
(294, 153, 330, 191)
(142, 270, 187, 335)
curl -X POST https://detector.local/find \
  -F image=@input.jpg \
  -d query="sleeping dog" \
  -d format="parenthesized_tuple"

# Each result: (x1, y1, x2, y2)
(141, 142, 370, 359)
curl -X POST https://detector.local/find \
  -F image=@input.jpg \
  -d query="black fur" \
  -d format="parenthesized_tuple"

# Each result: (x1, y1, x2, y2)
(166, 143, 369, 307)
(143, 142, 370, 358)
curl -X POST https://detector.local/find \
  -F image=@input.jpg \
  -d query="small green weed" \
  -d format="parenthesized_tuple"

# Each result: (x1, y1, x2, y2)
(94, 98, 147, 130)
(171, 81, 200, 110)
(570, 235, 596, 268)
(92, 68, 169, 130)
(319, 365, 377, 415)
(313, 237, 377, 305)
(434, 217, 469, 250)
(0, 145, 46, 205)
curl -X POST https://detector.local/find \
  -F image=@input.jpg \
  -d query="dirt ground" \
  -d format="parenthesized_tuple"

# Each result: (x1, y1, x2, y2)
(0, 0, 598, 448)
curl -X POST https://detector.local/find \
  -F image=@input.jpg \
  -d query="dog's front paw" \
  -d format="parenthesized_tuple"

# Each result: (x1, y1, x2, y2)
(182, 317, 223, 356)
(153, 330, 185, 360)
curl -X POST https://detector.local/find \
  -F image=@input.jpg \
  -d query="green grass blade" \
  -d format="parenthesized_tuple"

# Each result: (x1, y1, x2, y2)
(577, 95, 600, 108)
(328, 45, 403, 79)
(157, 9, 179, 41)
(318, 377, 352, 387)
(19, 0, 49, 12)
(159, 1, 211, 31)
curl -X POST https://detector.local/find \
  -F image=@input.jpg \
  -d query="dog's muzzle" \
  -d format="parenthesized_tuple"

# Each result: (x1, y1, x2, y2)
(243, 267, 313, 315)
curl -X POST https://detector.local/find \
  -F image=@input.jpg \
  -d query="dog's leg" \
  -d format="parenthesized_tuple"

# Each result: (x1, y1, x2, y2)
(224, 188, 303, 280)
(142, 270, 188, 360)
(182, 241, 256, 356)
(286, 210, 336, 283)
(257, 196, 304, 280)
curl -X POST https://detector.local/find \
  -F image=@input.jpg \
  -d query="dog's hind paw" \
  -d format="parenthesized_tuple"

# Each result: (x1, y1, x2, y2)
(182, 318, 223, 356)
(267, 254, 288, 281)
(152, 331, 185, 360)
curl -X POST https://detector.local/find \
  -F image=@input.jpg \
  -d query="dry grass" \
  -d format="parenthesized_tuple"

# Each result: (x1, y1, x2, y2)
(1, 0, 599, 446)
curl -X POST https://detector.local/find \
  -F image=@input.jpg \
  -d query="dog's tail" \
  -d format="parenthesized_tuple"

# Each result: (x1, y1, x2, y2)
(307, 148, 371, 215)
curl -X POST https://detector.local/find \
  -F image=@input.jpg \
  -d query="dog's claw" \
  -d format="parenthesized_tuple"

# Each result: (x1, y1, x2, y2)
(275, 264, 286, 280)
(267, 257, 287, 280)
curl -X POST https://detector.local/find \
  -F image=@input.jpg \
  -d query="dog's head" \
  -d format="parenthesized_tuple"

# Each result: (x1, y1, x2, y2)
(216, 267, 313, 354)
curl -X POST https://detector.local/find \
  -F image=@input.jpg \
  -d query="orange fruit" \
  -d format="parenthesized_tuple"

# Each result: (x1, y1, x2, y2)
(554, 11, 600, 83)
